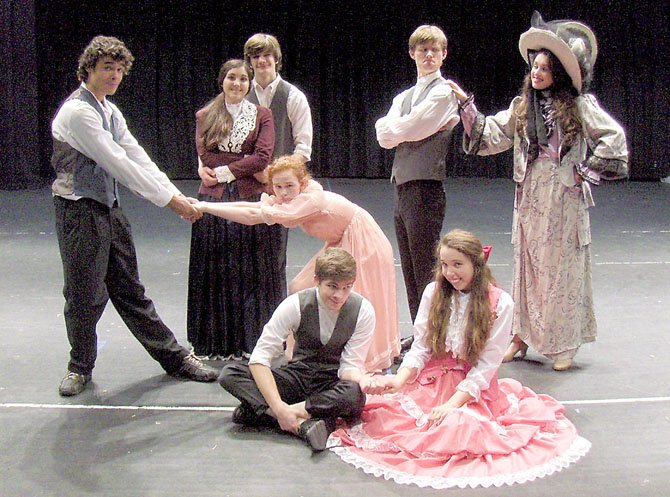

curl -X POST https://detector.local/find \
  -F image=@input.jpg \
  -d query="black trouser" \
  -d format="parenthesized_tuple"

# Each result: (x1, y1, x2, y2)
(219, 361, 366, 422)
(53, 197, 188, 375)
(394, 180, 446, 321)
(275, 225, 289, 301)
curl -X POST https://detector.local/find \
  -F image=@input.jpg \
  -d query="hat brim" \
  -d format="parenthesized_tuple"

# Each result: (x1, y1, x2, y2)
(519, 27, 582, 92)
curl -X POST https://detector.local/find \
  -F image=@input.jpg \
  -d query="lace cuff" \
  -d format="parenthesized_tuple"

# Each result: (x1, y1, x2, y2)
(583, 156, 628, 180)
(457, 379, 481, 402)
(258, 204, 278, 226)
(214, 165, 235, 183)
(575, 162, 601, 185)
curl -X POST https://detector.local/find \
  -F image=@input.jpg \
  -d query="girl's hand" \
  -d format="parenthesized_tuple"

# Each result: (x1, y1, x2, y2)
(427, 403, 457, 424)
(379, 375, 405, 394)
(198, 166, 218, 187)
(361, 374, 402, 395)
(445, 79, 469, 104)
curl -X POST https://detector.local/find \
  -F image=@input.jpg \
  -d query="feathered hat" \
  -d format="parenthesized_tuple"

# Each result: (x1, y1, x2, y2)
(518, 11, 598, 93)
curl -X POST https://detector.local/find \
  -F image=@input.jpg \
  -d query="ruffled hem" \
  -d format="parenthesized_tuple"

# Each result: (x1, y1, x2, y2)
(328, 435, 591, 489)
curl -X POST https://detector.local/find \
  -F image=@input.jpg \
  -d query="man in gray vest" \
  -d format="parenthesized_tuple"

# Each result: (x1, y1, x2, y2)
(219, 248, 376, 451)
(244, 33, 313, 300)
(376, 25, 460, 346)
(51, 36, 218, 396)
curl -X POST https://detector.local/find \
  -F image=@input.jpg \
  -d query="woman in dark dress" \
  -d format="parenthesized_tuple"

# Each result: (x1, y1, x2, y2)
(187, 59, 283, 359)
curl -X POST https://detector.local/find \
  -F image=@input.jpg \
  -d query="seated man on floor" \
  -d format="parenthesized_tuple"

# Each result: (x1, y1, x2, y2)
(219, 248, 376, 451)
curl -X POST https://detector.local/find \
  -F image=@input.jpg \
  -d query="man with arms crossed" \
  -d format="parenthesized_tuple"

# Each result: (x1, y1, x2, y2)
(376, 25, 460, 349)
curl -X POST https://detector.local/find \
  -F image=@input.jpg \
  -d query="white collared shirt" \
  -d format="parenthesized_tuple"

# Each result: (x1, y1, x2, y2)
(225, 101, 243, 120)
(51, 83, 180, 206)
(251, 74, 313, 161)
(249, 290, 375, 377)
(375, 70, 460, 150)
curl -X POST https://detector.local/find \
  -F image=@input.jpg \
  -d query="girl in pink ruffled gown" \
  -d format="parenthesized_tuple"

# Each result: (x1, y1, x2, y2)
(195, 155, 400, 371)
(328, 229, 590, 489)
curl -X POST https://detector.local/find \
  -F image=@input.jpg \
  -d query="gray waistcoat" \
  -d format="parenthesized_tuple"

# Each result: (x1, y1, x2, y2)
(291, 288, 363, 369)
(391, 78, 452, 185)
(247, 79, 294, 158)
(51, 88, 119, 207)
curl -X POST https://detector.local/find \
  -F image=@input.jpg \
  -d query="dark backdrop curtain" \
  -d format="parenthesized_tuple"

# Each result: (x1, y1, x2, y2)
(1, 0, 40, 189)
(1, 0, 668, 190)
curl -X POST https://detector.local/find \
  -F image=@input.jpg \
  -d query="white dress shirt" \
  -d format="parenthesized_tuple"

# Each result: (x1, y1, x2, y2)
(251, 74, 313, 160)
(249, 290, 375, 377)
(375, 70, 460, 150)
(51, 83, 180, 207)
(401, 282, 514, 401)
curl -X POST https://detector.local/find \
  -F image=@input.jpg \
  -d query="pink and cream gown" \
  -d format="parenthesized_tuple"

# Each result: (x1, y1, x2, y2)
(260, 180, 400, 371)
(329, 283, 590, 489)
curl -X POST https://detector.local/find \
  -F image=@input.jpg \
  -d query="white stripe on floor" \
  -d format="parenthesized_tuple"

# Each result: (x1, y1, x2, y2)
(2, 396, 669, 412)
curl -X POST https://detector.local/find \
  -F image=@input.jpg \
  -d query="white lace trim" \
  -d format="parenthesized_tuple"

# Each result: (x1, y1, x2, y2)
(217, 100, 257, 153)
(444, 293, 468, 356)
(329, 435, 591, 489)
(457, 379, 481, 401)
(460, 404, 509, 436)
(393, 392, 429, 427)
(338, 423, 403, 452)
(506, 391, 521, 415)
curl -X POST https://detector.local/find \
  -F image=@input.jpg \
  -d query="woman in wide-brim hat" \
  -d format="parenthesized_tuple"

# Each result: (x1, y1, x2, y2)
(448, 11, 628, 371)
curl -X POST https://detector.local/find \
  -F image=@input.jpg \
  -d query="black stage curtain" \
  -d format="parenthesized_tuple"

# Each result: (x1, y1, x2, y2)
(1, 0, 668, 190)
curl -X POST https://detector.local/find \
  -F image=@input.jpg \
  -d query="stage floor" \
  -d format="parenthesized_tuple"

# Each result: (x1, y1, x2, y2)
(1, 178, 668, 496)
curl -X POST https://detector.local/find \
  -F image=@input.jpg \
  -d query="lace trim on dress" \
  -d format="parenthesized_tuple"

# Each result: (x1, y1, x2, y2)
(328, 435, 591, 489)
(444, 293, 468, 357)
(505, 392, 521, 415)
(330, 422, 403, 453)
(456, 378, 481, 402)
(217, 100, 257, 153)
(394, 393, 430, 427)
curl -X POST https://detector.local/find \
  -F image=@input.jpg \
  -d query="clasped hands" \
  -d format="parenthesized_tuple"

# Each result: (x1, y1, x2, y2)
(361, 374, 457, 425)
(360, 374, 403, 395)
(167, 194, 201, 222)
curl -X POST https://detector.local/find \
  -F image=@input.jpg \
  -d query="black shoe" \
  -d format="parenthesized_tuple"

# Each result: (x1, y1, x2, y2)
(171, 354, 218, 382)
(298, 419, 330, 451)
(58, 372, 92, 397)
(232, 404, 257, 426)
(400, 335, 414, 352)
(232, 404, 278, 428)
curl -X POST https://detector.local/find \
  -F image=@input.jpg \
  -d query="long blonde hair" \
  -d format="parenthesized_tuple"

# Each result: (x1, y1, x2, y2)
(198, 59, 251, 151)
(426, 230, 496, 365)
(514, 49, 583, 147)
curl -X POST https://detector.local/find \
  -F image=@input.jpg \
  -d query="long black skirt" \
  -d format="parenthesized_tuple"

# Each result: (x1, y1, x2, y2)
(187, 184, 286, 357)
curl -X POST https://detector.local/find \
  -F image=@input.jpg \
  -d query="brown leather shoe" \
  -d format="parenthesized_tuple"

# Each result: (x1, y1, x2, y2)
(58, 372, 92, 396)
(172, 354, 218, 382)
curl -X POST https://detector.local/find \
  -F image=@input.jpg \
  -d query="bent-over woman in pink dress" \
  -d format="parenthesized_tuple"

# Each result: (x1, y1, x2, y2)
(195, 154, 400, 371)
(328, 230, 590, 489)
